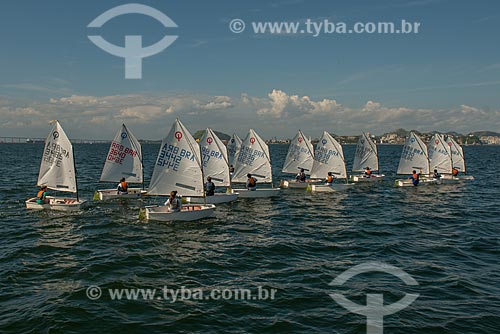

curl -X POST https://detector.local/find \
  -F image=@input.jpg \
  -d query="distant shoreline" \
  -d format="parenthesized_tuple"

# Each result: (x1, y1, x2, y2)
(1, 140, 497, 146)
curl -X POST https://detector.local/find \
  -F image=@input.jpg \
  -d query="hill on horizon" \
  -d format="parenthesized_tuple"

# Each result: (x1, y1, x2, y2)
(193, 130, 231, 141)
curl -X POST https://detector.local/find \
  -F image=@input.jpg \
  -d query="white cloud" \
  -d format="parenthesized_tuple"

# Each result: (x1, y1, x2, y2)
(256, 89, 343, 118)
(460, 104, 485, 115)
(202, 96, 233, 110)
(116, 106, 164, 121)
(0, 93, 237, 139)
(1, 90, 499, 139)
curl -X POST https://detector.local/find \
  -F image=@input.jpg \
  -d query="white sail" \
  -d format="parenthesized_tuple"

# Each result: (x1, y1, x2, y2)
(310, 131, 347, 179)
(200, 128, 230, 187)
(232, 129, 273, 183)
(352, 132, 379, 172)
(148, 119, 203, 197)
(428, 133, 452, 174)
(37, 121, 77, 193)
(282, 130, 315, 175)
(227, 133, 242, 166)
(446, 136, 466, 172)
(100, 124, 143, 183)
(397, 132, 430, 175)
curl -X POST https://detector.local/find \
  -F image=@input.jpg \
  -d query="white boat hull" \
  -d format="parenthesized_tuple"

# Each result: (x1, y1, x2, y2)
(142, 204, 216, 222)
(185, 193, 239, 204)
(94, 188, 146, 201)
(350, 174, 385, 183)
(279, 179, 322, 189)
(233, 188, 281, 198)
(307, 183, 355, 192)
(395, 178, 438, 187)
(436, 175, 461, 184)
(438, 175, 474, 183)
(25, 196, 87, 211)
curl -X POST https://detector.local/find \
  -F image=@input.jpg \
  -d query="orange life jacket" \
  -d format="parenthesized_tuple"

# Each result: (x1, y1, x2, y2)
(366, 169, 372, 175)
(327, 175, 334, 183)
(37, 190, 45, 199)
(412, 172, 419, 180)
(120, 181, 128, 191)
(452, 169, 458, 176)
(248, 177, 256, 187)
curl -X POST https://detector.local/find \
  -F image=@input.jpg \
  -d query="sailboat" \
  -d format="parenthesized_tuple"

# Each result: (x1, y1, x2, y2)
(25, 121, 87, 211)
(427, 133, 459, 184)
(141, 119, 215, 221)
(444, 136, 474, 181)
(279, 130, 322, 189)
(395, 131, 438, 187)
(350, 132, 385, 182)
(184, 128, 239, 204)
(94, 124, 146, 200)
(307, 131, 354, 192)
(231, 129, 281, 198)
(227, 133, 242, 169)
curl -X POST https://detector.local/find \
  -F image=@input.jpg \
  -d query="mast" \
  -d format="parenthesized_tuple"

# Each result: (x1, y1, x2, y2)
(449, 138, 454, 172)
(458, 140, 467, 174)
(342, 149, 348, 184)
(125, 123, 145, 189)
(414, 132, 430, 176)
(442, 134, 453, 174)
(335, 134, 348, 183)
(181, 119, 206, 205)
(72, 146, 80, 202)
(138, 136, 145, 190)
(367, 132, 380, 174)
(200, 129, 209, 205)
(299, 129, 314, 161)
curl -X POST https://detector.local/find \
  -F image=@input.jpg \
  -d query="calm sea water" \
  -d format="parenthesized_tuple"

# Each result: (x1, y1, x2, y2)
(0, 143, 499, 334)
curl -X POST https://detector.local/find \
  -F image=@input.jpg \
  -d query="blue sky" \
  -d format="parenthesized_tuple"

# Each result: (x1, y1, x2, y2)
(1, 0, 499, 139)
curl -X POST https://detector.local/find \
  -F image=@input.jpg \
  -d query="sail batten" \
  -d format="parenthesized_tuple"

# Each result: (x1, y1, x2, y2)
(310, 131, 347, 179)
(37, 121, 77, 193)
(232, 129, 273, 183)
(100, 124, 143, 183)
(282, 130, 315, 175)
(147, 119, 203, 196)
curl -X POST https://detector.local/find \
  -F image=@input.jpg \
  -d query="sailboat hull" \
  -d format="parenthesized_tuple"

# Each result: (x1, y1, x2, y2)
(438, 175, 474, 183)
(307, 183, 355, 192)
(142, 204, 216, 222)
(233, 188, 281, 198)
(25, 196, 87, 211)
(185, 193, 239, 204)
(94, 188, 146, 201)
(279, 179, 322, 189)
(350, 174, 385, 183)
(395, 178, 438, 187)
